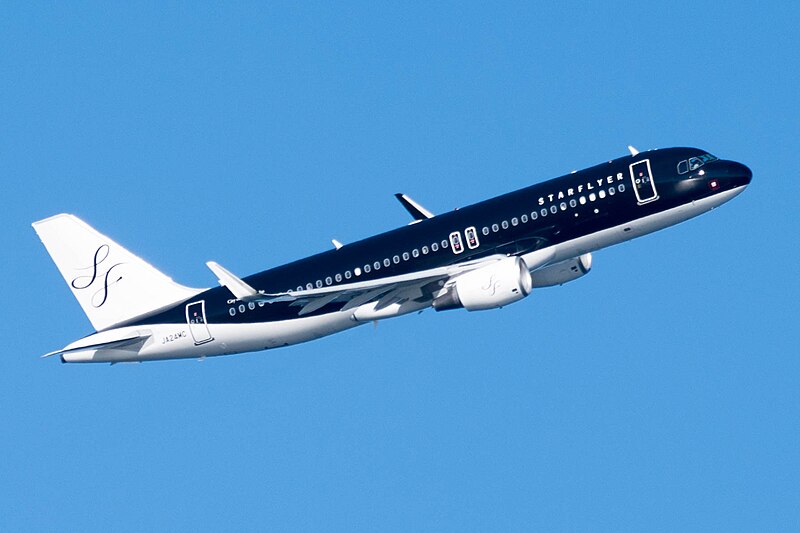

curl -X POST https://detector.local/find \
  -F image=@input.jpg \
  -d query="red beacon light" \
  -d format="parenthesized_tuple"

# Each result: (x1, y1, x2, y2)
(708, 178, 721, 191)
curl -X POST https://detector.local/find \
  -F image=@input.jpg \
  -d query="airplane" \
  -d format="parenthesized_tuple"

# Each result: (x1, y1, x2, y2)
(32, 146, 752, 364)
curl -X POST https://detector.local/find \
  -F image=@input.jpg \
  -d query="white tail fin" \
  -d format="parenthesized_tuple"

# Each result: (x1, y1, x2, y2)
(32, 214, 204, 331)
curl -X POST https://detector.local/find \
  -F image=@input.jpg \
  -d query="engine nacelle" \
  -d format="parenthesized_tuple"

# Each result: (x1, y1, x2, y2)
(433, 256, 533, 312)
(532, 253, 592, 288)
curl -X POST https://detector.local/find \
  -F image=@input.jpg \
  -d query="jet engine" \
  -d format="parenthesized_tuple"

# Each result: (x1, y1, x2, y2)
(532, 253, 592, 287)
(433, 256, 533, 312)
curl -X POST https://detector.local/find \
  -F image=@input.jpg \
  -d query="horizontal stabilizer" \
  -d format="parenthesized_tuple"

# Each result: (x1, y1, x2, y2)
(42, 329, 151, 358)
(206, 261, 259, 300)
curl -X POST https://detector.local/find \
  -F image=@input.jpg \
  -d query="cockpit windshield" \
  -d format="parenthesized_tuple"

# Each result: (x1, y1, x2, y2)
(677, 153, 718, 174)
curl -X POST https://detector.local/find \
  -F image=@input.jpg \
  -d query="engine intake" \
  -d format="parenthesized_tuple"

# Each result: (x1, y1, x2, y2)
(433, 256, 532, 312)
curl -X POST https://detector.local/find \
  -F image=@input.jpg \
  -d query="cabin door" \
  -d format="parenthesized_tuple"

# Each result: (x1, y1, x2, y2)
(186, 300, 213, 345)
(629, 159, 658, 204)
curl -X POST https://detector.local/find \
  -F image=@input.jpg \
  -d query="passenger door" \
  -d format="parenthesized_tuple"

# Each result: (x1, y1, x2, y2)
(629, 159, 658, 204)
(186, 300, 213, 345)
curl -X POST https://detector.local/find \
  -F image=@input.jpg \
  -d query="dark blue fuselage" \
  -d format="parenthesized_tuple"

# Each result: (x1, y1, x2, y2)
(131, 147, 751, 328)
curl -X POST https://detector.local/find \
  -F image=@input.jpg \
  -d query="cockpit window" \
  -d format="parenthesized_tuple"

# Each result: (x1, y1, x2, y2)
(677, 153, 718, 174)
(688, 157, 704, 171)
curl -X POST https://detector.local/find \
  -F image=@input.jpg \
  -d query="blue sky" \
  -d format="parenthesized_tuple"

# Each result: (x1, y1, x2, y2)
(2, 1, 799, 531)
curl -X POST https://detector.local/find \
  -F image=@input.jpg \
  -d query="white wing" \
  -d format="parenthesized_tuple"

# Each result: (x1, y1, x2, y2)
(208, 247, 557, 317)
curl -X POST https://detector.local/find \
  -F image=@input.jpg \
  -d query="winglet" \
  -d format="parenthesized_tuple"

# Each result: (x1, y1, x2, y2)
(206, 261, 259, 300)
(332, 239, 343, 250)
(628, 145, 640, 156)
(395, 193, 434, 222)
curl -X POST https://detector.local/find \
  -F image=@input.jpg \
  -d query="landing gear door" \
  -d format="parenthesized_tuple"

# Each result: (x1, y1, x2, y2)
(629, 159, 658, 204)
(186, 300, 213, 345)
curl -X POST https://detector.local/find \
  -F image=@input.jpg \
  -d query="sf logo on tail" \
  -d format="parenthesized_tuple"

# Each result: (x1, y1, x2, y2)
(70, 244, 125, 308)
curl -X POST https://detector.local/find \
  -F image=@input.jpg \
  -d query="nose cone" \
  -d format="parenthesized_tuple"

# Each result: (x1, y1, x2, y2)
(721, 160, 752, 188)
(684, 158, 751, 207)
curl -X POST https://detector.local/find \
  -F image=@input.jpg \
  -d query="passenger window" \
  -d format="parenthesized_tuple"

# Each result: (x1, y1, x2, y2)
(492, 223, 499, 232)
(403, 252, 410, 260)
(531, 211, 538, 220)
(441, 240, 449, 248)
(541, 208, 548, 217)
(374, 261, 381, 270)
(431, 243, 439, 252)
(560, 202, 567, 211)
(384, 258, 391, 267)
(550, 205, 557, 214)
(502, 220, 509, 229)
(345, 271, 352, 279)
(364, 264, 371, 273)
(393, 255, 400, 264)
(412, 249, 419, 257)
(316, 280, 323, 288)
(335, 273, 342, 282)
(511, 217, 518, 226)
(325, 276, 332, 285)
(521, 214, 528, 223)
(482, 226, 489, 236)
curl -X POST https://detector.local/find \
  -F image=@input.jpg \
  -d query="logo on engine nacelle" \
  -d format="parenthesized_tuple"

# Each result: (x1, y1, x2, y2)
(481, 274, 502, 296)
